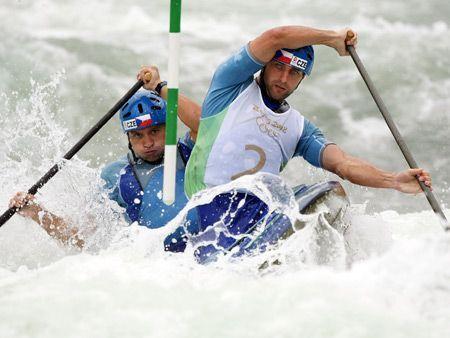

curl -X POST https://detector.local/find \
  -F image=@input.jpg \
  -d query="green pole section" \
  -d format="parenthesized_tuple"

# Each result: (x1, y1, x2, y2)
(170, 0, 181, 32)
(165, 88, 179, 145)
(166, 0, 181, 147)
(163, 0, 182, 205)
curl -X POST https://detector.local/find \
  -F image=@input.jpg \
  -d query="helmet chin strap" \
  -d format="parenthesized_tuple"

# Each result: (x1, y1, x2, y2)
(259, 66, 302, 100)
(127, 134, 138, 162)
(258, 67, 281, 103)
(127, 134, 164, 165)
(257, 67, 291, 114)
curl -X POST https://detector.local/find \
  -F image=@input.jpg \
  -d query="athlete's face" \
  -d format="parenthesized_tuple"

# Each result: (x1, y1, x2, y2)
(263, 61, 305, 101)
(128, 125, 166, 162)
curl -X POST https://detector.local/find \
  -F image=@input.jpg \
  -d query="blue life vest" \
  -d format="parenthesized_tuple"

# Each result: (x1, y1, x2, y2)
(101, 140, 197, 230)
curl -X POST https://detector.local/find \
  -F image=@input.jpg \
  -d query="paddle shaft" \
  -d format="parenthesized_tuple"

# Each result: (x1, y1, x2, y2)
(347, 45, 449, 230)
(0, 80, 144, 227)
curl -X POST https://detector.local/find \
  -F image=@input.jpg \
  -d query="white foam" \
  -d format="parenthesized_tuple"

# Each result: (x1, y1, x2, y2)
(1, 0, 449, 336)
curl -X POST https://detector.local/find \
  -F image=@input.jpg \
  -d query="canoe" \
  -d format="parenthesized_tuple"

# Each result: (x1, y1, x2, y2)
(198, 181, 350, 264)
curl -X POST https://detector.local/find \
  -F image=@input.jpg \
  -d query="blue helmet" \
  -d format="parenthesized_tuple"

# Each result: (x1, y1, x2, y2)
(119, 91, 166, 133)
(272, 46, 314, 76)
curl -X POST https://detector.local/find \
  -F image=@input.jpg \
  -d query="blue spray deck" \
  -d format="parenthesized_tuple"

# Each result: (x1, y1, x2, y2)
(198, 181, 350, 264)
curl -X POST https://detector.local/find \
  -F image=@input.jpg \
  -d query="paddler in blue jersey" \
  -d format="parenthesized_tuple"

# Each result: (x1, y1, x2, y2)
(174, 25, 432, 261)
(9, 66, 202, 249)
(101, 67, 200, 229)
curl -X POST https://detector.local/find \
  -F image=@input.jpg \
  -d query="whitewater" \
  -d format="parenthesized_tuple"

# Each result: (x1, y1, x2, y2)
(0, 0, 449, 337)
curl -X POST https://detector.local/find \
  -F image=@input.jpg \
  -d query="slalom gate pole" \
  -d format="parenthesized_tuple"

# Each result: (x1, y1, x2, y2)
(163, 0, 182, 205)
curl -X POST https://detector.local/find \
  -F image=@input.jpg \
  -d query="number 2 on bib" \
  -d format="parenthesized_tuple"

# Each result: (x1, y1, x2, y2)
(231, 144, 266, 180)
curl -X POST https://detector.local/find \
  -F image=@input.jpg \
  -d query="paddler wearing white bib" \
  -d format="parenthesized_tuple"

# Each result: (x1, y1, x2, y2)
(179, 25, 432, 262)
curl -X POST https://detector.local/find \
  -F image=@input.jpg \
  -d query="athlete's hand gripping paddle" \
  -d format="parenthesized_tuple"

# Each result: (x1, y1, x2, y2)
(0, 80, 144, 227)
(162, 0, 182, 205)
(345, 32, 449, 231)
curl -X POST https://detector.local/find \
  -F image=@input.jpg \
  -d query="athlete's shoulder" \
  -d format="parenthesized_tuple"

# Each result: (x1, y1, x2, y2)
(177, 132, 195, 167)
(202, 45, 263, 119)
(101, 156, 129, 185)
(294, 116, 332, 168)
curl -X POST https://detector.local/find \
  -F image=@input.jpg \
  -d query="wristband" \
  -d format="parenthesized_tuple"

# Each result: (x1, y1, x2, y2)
(155, 81, 167, 95)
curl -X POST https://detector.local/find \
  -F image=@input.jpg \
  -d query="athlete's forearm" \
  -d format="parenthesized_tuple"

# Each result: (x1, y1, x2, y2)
(160, 86, 201, 136)
(250, 25, 356, 63)
(250, 26, 340, 63)
(10, 192, 84, 249)
(271, 26, 339, 50)
(335, 156, 398, 190)
(34, 210, 84, 249)
(138, 66, 201, 135)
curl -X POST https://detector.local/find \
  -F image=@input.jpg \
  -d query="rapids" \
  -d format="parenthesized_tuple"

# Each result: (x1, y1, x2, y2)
(0, 1, 449, 337)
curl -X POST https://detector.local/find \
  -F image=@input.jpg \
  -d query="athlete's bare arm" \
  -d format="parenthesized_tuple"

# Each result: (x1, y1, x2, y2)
(322, 144, 432, 194)
(248, 26, 358, 64)
(9, 192, 84, 248)
(137, 66, 201, 140)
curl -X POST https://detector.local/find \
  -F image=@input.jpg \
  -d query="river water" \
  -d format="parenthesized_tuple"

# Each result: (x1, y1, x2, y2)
(0, 1, 449, 337)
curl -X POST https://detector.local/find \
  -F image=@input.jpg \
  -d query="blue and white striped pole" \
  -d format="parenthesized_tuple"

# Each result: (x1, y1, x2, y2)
(163, 0, 181, 205)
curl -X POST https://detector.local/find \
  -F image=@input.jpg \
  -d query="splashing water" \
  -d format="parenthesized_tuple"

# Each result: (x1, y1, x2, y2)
(0, 74, 449, 338)
(0, 0, 450, 337)
(0, 75, 126, 270)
